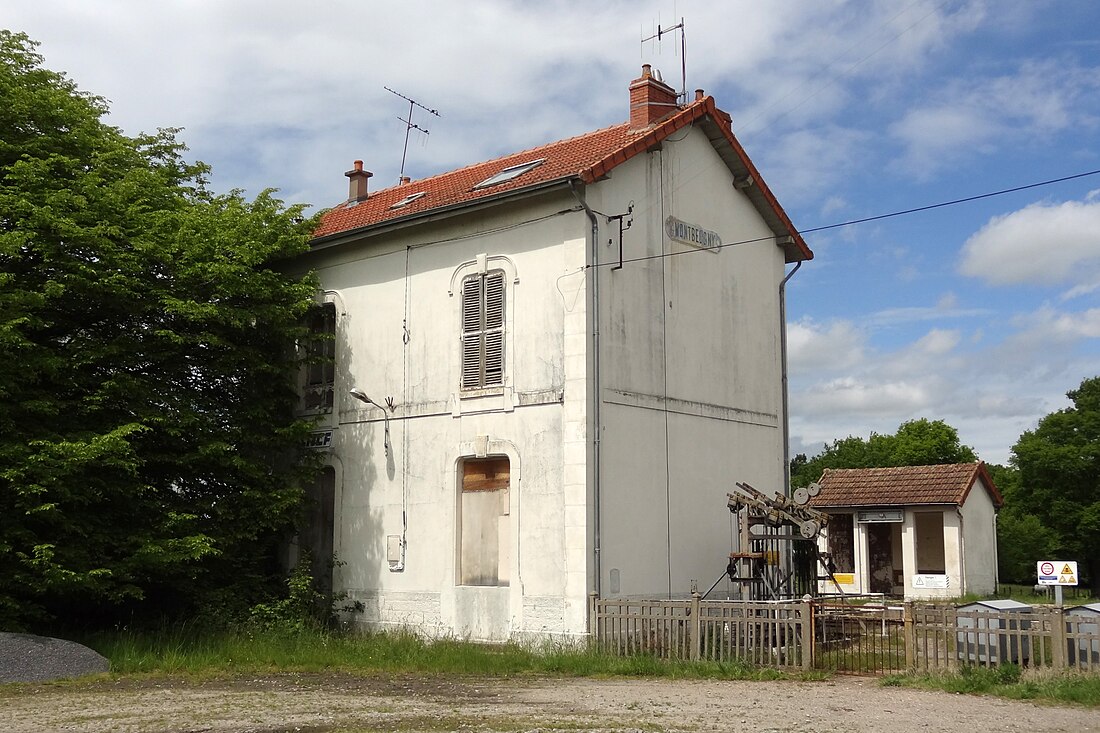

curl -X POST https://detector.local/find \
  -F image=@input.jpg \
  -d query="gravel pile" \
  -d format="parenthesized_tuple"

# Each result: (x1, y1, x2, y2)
(0, 632, 109, 684)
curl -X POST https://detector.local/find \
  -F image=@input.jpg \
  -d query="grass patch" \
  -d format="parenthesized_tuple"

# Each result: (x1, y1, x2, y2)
(82, 625, 817, 682)
(881, 664, 1100, 707)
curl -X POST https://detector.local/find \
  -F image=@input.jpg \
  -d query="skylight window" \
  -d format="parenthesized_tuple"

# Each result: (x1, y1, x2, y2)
(473, 158, 546, 190)
(389, 191, 427, 209)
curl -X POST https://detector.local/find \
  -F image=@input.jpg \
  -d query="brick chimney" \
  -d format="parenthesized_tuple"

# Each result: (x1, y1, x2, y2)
(345, 160, 373, 203)
(629, 64, 679, 129)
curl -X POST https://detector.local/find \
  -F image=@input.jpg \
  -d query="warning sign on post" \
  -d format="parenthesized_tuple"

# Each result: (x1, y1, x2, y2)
(1037, 560, 1078, 586)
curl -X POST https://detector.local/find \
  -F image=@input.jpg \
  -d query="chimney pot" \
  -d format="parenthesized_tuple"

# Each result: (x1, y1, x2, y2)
(345, 160, 373, 203)
(400, 175, 411, 185)
(695, 89, 705, 102)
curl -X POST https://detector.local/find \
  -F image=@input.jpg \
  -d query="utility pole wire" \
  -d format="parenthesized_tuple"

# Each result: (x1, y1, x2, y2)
(801, 168, 1100, 234)
(588, 167, 1100, 270)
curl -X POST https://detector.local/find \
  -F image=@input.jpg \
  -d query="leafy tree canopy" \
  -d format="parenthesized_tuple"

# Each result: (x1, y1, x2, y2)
(790, 418, 978, 490)
(0, 31, 320, 628)
(1010, 376, 1100, 593)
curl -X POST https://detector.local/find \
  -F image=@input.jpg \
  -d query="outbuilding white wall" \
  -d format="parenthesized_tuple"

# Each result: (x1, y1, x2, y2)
(959, 479, 999, 595)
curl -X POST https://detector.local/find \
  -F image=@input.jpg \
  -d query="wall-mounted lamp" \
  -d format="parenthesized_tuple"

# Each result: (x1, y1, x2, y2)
(349, 387, 394, 456)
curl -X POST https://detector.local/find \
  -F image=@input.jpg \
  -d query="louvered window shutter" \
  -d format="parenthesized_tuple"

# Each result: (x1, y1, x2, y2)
(461, 276, 483, 389)
(483, 272, 505, 386)
(459, 271, 506, 389)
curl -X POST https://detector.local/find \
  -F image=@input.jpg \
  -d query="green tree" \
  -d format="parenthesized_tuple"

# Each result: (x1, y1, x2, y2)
(995, 509, 1057, 584)
(0, 31, 320, 628)
(982, 462, 1043, 584)
(790, 418, 977, 489)
(1011, 377, 1100, 595)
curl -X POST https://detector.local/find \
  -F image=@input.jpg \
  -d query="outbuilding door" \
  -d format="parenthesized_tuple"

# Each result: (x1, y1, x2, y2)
(867, 522, 900, 595)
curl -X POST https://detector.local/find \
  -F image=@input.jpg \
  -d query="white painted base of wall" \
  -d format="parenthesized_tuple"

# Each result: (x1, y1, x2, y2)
(344, 589, 588, 643)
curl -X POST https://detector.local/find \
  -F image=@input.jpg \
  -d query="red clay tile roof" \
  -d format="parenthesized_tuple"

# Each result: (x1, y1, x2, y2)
(808, 463, 1003, 509)
(312, 97, 812, 263)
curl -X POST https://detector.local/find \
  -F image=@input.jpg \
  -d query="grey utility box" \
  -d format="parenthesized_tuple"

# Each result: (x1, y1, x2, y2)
(957, 599, 1032, 664)
(1066, 603, 1100, 666)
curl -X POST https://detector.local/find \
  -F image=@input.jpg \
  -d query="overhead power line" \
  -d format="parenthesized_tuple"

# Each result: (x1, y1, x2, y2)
(590, 167, 1100, 270)
(801, 169, 1100, 234)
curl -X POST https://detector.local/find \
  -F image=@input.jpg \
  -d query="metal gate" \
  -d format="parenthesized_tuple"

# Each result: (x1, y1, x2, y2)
(812, 602, 905, 674)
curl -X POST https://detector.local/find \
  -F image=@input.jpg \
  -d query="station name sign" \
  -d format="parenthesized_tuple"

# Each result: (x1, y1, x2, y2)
(665, 216, 722, 252)
(305, 430, 333, 449)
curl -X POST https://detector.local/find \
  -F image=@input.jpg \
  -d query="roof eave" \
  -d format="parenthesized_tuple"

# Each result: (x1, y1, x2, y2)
(696, 102, 812, 264)
(581, 98, 812, 264)
(966, 462, 1004, 508)
(815, 501, 961, 509)
(309, 176, 580, 251)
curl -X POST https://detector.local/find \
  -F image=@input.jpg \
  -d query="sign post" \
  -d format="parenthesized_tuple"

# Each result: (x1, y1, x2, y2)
(1037, 560, 1078, 606)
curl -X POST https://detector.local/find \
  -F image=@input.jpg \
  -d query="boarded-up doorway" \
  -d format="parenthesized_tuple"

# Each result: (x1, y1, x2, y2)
(458, 457, 510, 586)
(302, 466, 336, 596)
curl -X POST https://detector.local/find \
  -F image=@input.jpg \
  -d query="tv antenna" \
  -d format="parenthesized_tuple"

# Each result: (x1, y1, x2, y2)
(641, 17, 687, 105)
(385, 86, 441, 184)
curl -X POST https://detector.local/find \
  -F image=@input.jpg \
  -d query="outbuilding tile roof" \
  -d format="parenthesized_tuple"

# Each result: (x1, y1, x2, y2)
(312, 97, 812, 263)
(808, 463, 1003, 509)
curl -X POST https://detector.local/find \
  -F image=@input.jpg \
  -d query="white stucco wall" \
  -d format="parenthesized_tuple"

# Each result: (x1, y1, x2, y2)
(959, 479, 999, 595)
(587, 126, 789, 599)
(303, 192, 592, 640)
(300, 122, 795, 637)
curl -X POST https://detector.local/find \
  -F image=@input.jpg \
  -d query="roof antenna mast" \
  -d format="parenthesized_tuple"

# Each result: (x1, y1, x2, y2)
(384, 86, 441, 184)
(641, 16, 687, 105)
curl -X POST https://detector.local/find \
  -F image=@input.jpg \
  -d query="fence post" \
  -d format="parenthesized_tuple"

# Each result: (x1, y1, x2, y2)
(946, 605, 959, 671)
(903, 601, 915, 671)
(802, 599, 814, 671)
(1050, 604, 1066, 670)
(690, 592, 701, 661)
(588, 592, 598, 647)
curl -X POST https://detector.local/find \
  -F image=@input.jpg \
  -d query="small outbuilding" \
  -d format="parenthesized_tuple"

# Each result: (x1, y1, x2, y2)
(809, 462, 1002, 599)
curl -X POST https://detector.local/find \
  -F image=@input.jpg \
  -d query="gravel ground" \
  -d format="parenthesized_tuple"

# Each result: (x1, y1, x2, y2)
(1, 672, 1098, 733)
(0, 632, 109, 684)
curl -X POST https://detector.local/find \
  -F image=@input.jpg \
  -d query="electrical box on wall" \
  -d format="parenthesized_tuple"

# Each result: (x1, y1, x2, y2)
(387, 535, 402, 566)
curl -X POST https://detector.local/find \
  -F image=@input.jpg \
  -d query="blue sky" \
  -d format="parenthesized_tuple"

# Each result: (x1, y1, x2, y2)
(8, 1, 1100, 465)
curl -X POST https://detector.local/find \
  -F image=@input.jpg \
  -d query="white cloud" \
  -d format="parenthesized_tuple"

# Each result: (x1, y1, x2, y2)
(912, 328, 961, 355)
(936, 292, 958, 310)
(865, 303, 991, 328)
(959, 198, 1100, 287)
(760, 125, 872, 204)
(787, 318, 866, 372)
(787, 308, 1098, 465)
(797, 376, 930, 417)
(1062, 280, 1100, 301)
(820, 196, 848, 217)
(890, 60, 1100, 176)
(1011, 305, 1100, 340)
